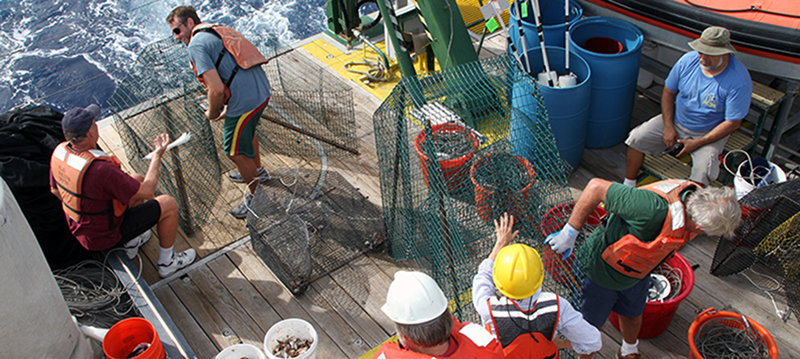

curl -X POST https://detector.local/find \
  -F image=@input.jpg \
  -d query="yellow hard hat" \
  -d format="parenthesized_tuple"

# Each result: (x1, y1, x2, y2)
(492, 243, 544, 299)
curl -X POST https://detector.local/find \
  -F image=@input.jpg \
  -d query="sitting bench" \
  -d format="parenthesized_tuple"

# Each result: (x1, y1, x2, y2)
(638, 80, 787, 187)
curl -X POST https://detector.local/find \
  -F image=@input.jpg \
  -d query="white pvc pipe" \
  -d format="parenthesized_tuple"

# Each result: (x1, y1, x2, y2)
(513, 0, 531, 74)
(531, 0, 556, 86)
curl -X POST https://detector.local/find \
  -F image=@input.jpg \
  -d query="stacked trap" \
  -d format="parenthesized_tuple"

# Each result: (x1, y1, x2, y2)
(373, 54, 592, 322)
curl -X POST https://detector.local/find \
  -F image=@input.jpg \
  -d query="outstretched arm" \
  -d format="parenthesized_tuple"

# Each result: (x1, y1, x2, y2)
(568, 178, 612, 231)
(129, 133, 169, 205)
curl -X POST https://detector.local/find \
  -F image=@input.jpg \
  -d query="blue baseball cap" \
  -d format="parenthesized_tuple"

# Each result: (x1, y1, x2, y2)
(62, 104, 100, 140)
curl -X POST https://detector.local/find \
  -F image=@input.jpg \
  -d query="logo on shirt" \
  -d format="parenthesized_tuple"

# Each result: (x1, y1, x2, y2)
(702, 93, 717, 109)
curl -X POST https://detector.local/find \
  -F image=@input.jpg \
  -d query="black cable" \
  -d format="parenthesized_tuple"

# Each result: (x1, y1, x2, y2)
(684, 0, 800, 19)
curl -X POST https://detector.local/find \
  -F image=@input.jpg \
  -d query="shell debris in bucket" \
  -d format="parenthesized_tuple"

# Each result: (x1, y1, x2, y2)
(264, 318, 318, 359)
(102, 317, 165, 359)
(217, 343, 267, 359)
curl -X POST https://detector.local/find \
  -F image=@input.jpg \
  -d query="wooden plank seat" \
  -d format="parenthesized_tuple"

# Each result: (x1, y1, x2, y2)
(639, 80, 787, 185)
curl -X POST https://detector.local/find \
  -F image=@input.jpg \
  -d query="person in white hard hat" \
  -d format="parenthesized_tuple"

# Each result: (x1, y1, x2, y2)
(373, 271, 504, 359)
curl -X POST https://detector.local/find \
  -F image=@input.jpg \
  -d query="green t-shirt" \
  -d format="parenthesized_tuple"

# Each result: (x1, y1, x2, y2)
(577, 183, 668, 290)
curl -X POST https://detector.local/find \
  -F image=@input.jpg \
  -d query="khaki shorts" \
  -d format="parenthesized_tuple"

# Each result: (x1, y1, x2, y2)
(625, 114, 730, 185)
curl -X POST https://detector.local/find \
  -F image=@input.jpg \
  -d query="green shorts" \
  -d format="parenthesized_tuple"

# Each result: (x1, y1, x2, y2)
(223, 98, 269, 158)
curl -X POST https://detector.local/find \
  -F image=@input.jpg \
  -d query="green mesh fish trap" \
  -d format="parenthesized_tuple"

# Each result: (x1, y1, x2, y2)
(107, 30, 358, 240)
(373, 54, 587, 322)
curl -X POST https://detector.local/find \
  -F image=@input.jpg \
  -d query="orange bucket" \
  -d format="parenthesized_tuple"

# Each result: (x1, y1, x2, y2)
(688, 307, 778, 358)
(469, 153, 535, 223)
(103, 318, 165, 359)
(414, 123, 479, 194)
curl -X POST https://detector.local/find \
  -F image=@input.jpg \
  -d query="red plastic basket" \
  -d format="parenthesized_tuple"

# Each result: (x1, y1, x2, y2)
(609, 253, 695, 338)
(414, 123, 479, 194)
(539, 202, 606, 287)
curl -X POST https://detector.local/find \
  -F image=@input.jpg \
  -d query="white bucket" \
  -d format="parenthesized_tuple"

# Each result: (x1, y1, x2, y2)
(216, 343, 267, 359)
(264, 319, 318, 359)
(733, 160, 787, 200)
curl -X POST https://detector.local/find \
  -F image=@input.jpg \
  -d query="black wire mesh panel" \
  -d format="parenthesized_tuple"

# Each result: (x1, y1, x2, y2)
(247, 168, 383, 294)
(711, 179, 800, 277)
(373, 54, 578, 323)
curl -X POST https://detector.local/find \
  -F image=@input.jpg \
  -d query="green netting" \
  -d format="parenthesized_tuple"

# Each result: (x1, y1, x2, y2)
(106, 31, 357, 238)
(373, 54, 593, 325)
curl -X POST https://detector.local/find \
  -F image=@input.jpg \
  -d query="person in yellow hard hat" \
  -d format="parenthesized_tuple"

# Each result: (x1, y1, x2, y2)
(374, 271, 504, 358)
(472, 213, 601, 359)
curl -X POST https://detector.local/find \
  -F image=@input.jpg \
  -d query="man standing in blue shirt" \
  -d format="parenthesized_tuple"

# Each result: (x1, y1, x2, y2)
(623, 26, 752, 186)
(167, 6, 272, 218)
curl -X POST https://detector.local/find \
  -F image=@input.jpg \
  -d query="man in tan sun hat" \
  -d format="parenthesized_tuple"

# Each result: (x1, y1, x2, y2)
(621, 26, 752, 189)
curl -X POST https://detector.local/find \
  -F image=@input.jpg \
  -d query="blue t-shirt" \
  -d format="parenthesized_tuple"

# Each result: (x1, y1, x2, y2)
(188, 31, 271, 117)
(665, 51, 752, 132)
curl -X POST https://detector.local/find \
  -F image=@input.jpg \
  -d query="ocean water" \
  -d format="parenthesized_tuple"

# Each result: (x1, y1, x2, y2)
(0, 0, 327, 115)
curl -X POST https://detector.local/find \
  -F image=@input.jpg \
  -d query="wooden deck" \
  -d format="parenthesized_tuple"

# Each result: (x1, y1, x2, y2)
(96, 34, 800, 358)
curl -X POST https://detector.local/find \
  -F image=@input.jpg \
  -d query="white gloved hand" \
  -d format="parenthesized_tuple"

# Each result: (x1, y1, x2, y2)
(545, 223, 579, 259)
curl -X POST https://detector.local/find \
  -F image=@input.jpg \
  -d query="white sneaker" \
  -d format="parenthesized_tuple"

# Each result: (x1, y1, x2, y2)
(157, 249, 197, 278)
(123, 230, 152, 259)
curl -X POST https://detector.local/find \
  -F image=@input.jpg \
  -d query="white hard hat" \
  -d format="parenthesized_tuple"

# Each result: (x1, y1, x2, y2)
(381, 271, 448, 325)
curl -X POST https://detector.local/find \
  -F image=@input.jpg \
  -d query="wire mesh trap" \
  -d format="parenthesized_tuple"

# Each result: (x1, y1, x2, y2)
(107, 29, 357, 241)
(688, 308, 778, 359)
(55, 260, 137, 328)
(373, 54, 581, 322)
(247, 168, 383, 294)
(709, 179, 800, 323)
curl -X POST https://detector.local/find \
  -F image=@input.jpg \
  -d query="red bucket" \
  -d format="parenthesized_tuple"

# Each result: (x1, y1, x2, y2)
(103, 318, 165, 359)
(609, 253, 695, 338)
(540, 202, 607, 287)
(583, 36, 623, 54)
(414, 123, 479, 193)
(688, 308, 778, 358)
(469, 153, 535, 223)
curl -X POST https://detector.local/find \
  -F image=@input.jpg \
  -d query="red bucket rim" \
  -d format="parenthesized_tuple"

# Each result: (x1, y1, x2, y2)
(469, 153, 536, 193)
(413, 122, 479, 163)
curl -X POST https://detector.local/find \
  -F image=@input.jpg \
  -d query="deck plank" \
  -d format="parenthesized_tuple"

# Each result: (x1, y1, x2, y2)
(185, 265, 266, 348)
(167, 270, 243, 350)
(153, 285, 219, 358)
(227, 245, 355, 358)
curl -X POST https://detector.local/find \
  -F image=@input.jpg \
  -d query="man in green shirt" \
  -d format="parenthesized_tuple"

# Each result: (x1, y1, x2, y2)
(545, 178, 739, 358)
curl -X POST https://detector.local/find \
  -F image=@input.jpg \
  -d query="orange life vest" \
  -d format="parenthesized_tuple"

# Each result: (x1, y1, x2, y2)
(50, 142, 127, 225)
(487, 292, 560, 359)
(373, 318, 504, 359)
(601, 179, 701, 279)
(190, 23, 268, 104)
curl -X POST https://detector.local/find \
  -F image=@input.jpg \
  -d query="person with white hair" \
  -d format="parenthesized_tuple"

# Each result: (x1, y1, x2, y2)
(374, 271, 504, 358)
(545, 178, 740, 358)
(622, 26, 752, 187)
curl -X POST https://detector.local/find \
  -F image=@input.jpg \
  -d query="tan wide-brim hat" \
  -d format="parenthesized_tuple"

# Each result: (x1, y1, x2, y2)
(688, 26, 736, 56)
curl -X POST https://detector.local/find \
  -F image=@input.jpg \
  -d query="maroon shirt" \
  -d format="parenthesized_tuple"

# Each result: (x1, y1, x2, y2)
(50, 159, 141, 250)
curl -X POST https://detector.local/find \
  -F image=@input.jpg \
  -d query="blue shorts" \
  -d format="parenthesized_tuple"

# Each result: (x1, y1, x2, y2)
(580, 275, 649, 327)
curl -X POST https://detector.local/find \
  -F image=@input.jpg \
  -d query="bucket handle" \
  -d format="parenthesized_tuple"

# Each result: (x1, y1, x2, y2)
(723, 149, 772, 186)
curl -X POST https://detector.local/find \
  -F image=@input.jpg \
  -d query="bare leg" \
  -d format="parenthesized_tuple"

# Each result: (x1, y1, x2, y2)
(253, 135, 263, 169)
(153, 195, 178, 249)
(618, 314, 642, 345)
(230, 154, 259, 193)
(625, 147, 645, 181)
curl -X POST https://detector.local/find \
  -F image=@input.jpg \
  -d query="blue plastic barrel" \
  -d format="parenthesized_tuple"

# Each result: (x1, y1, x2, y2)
(510, 46, 591, 170)
(569, 17, 643, 148)
(509, 1, 582, 53)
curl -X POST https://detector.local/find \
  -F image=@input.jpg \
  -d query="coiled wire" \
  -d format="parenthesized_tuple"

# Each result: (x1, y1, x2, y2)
(54, 251, 139, 328)
(695, 317, 771, 359)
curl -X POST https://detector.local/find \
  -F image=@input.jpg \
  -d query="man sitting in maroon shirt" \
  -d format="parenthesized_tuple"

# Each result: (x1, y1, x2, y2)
(49, 104, 195, 277)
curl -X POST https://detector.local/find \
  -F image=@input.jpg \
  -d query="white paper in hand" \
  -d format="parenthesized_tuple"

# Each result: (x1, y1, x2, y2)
(143, 132, 191, 160)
